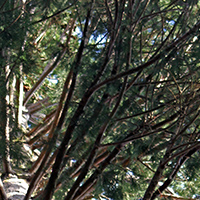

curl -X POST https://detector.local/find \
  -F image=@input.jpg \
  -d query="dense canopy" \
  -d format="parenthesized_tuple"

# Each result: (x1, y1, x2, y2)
(0, 0, 200, 199)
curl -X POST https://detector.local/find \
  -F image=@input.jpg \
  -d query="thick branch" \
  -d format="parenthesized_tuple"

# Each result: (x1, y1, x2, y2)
(151, 147, 199, 200)
(91, 20, 200, 92)
(40, 3, 94, 199)
(0, 178, 7, 200)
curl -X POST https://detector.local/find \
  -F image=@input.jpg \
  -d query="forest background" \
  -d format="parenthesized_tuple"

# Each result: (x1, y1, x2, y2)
(0, 0, 200, 199)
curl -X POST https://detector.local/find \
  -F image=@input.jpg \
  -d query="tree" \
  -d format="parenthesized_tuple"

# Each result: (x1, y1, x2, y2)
(0, 0, 200, 199)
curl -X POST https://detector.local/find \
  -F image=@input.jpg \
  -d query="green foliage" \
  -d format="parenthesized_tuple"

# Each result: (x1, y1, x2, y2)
(1, 0, 200, 199)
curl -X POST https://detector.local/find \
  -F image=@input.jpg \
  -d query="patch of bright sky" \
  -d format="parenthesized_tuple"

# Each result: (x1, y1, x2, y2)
(147, 28, 152, 33)
(75, 26, 107, 45)
(89, 32, 107, 44)
(47, 74, 58, 84)
(75, 26, 83, 39)
(167, 20, 175, 26)
(47, 78, 58, 84)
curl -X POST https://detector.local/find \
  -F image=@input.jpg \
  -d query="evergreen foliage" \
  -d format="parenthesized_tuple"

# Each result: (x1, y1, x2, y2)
(0, 0, 200, 199)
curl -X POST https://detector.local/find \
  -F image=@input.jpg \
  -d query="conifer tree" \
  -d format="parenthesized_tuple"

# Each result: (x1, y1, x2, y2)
(0, 0, 200, 199)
